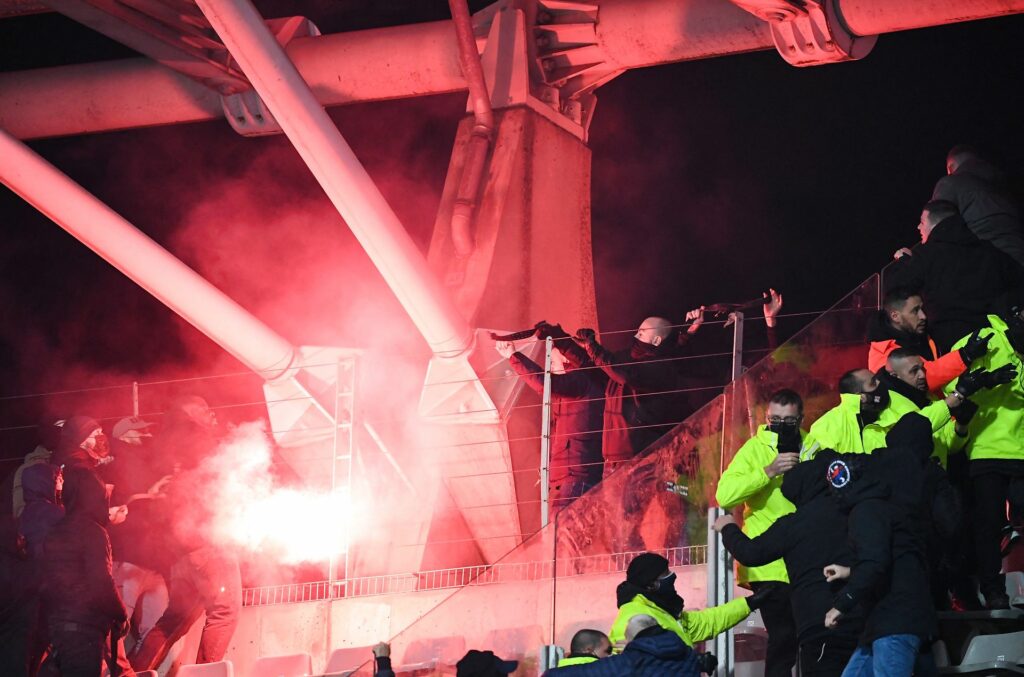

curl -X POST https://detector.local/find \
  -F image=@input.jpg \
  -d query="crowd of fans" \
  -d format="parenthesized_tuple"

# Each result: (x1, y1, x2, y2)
(1, 396, 240, 676)
(1, 145, 1021, 677)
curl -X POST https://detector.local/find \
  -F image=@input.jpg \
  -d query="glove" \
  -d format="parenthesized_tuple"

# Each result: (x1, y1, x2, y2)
(956, 364, 1018, 397)
(696, 652, 718, 675)
(958, 330, 992, 365)
(745, 582, 781, 611)
(535, 321, 570, 341)
(952, 398, 979, 425)
(573, 328, 597, 345)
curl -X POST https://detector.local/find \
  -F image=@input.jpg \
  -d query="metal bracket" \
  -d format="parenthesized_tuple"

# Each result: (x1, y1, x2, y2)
(220, 16, 320, 137)
(730, 0, 876, 66)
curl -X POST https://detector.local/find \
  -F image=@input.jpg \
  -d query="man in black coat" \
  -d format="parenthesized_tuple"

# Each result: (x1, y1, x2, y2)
(933, 145, 1024, 266)
(888, 200, 1022, 352)
(713, 455, 863, 677)
(573, 314, 703, 477)
(820, 415, 938, 677)
(41, 468, 129, 677)
(496, 323, 605, 508)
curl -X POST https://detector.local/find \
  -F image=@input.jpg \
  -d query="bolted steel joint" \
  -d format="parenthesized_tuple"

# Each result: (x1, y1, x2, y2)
(731, 0, 877, 67)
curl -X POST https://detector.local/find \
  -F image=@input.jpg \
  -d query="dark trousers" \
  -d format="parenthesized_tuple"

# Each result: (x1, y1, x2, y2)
(971, 472, 1012, 593)
(799, 636, 859, 677)
(130, 548, 240, 670)
(40, 625, 105, 677)
(749, 582, 798, 677)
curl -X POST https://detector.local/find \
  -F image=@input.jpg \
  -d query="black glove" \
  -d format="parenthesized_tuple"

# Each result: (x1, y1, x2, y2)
(535, 321, 570, 341)
(745, 582, 781, 611)
(959, 330, 992, 365)
(573, 327, 597, 345)
(956, 364, 1018, 397)
(952, 398, 979, 425)
(696, 652, 718, 675)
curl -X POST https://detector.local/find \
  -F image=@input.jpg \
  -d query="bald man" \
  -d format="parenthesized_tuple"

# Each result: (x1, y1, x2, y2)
(575, 311, 704, 476)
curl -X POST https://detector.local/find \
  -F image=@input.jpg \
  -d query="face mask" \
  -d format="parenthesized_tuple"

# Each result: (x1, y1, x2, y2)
(861, 382, 890, 414)
(630, 337, 658, 358)
(656, 571, 677, 595)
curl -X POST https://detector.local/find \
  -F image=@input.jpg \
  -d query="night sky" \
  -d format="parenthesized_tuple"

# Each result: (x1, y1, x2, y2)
(1, 3, 1022, 452)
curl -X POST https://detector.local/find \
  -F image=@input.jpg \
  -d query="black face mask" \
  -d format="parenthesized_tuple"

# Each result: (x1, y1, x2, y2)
(768, 422, 801, 453)
(630, 337, 659, 359)
(861, 383, 890, 415)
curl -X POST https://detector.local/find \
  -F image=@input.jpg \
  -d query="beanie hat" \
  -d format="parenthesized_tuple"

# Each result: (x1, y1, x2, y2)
(626, 553, 669, 587)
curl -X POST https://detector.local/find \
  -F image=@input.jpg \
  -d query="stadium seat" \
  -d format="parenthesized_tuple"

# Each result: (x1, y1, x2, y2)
(932, 640, 951, 668)
(251, 652, 313, 677)
(135, 671, 158, 677)
(325, 646, 376, 673)
(402, 635, 466, 665)
(177, 661, 234, 677)
(940, 630, 1024, 675)
(1007, 571, 1024, 605)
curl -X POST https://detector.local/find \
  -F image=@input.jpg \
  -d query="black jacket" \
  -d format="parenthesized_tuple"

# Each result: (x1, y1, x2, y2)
(866, 312, 941, 363)
(509, 349, 605, 484)
(932, 157, 1024, 266)
(543, 627, 699, 677)
(721, 455, 862, 643)
(886, 213, 1022, 351)
(584, 338, 687, 463)
(41, 468, 126, 630)
(822, 415, 938, 644)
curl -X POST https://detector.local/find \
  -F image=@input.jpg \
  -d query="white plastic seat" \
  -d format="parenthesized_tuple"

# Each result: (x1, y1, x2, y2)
(939, 630, 1024, 675)
(135, 671, 159, 677)
(251, 652, 313, 677)
(1007, 571, 1024, 605)
(177, 661, 234, 677)
(932, 640, 951, 668)
(325, 646, 374, 674)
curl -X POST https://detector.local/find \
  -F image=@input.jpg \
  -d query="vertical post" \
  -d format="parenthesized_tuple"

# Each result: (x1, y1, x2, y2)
(540, 336, 554, 528)
(328, 360, 339, 594)
(712, 311, 745, 676)
(131, 381, 139, 418)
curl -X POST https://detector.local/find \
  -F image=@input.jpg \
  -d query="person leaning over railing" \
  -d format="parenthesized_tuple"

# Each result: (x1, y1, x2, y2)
(715, 388, 816, 677)
(608, 553, 770, 650)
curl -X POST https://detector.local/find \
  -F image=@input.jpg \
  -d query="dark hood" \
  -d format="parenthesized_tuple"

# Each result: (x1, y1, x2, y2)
(781, 455, 829, 506)
(625, 628, 692, 661)
(21, 463, 59, 504)
(56, 415, 99, 456)
(61, 469, 108, 526)
(818, 449, 890, 512)
(883, 412, 934, 465)
(928, 214, 982, 246)
(876, 368, 930, 410)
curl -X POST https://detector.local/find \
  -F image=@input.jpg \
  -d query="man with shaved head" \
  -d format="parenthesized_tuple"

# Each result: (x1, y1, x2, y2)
(574, 310, 705, 476)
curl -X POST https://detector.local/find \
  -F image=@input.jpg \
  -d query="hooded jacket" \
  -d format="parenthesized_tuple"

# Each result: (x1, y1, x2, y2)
(53, 415, 101, 469)
(715, 426, 815, 584)
(823, 415, 937, 644)
(544, 628, 700, 677)
(41, 467, 126, 629)
(11, 444, 55, 519)
(509, 348, 605, 485)
(932, 157, 1024, 266)
(806, 391, 954, 461)
(946, 314, 1024, 463)
(609, 592, 750, 648)
(874, 370, 967, 469)
(885, 213, 1023, 351)
(17, 463, 64, 560)
(866, 311, 966, 392)
(720, 455, 862, 643)
(584, 338, 687, 463)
